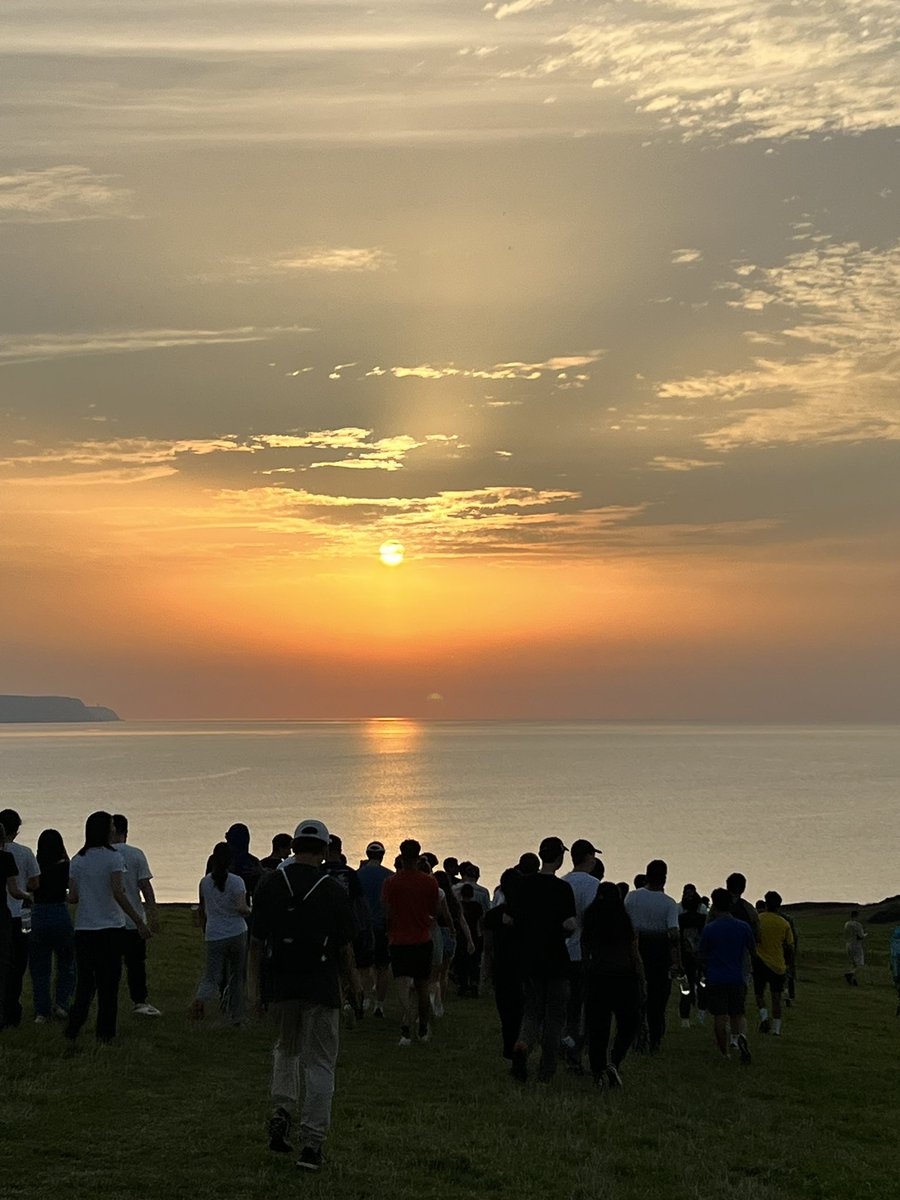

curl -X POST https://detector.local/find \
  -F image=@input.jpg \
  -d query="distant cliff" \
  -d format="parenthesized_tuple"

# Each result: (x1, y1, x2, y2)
(0, 695, 121, 723)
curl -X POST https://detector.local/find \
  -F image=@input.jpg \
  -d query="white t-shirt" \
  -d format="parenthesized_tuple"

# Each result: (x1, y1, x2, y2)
(200, 873, 248, 942)
(70, 847, 126, 931)
(624, 887, 679, 935)
(116, 843, 152, 931)
(3, 842, 40, 918)
(562, 870, 600, 962)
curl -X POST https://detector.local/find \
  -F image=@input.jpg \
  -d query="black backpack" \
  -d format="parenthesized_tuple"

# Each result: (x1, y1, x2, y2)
(265, 868, 332, 978)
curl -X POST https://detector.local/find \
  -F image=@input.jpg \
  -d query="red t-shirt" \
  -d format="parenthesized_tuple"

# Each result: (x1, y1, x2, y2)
(382, 870, 438, 945)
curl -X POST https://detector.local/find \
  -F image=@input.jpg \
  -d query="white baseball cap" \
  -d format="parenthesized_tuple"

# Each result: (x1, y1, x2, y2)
(292, 819, 330, 844)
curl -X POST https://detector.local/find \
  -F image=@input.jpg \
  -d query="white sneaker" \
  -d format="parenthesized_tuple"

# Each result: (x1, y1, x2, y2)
(398, 1034, 413, 1047)
(433, 996, 445, 1018)
(34, 1015, 48, 1024)
(53, 1006, 69, 1020)
(680, 1018, 690, 1029)
(133, 1003, 162, 1016)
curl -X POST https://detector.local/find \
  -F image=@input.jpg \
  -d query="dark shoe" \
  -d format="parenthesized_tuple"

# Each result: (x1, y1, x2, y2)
(510, 1043, 528, 1083)
(268, 1107, 293, 1154)
(417, 1020, 430, 1041)
(851, 977, 859, 987)
(844, 973, 854, 985)
(736, 1034, 752, 1065)
(759, 1018, 771, 1034)
(296, 1146, 323, 1172)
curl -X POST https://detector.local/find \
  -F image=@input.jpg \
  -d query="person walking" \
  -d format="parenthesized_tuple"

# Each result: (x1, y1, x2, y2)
(382, 839, 438, 1045)
(507, 836, 576, 1083)
(678, 890, 707, 1028)
(561, 838, 602, 1069)
(624, 859, 681, 1053)
(65, 811, 151, 1044)
(754, 891, 794, 1035)
(250, 819, 359, 1173)
(29, 829, 75, 1023)
(699, 888, 756, 1063)
(357, 840, 393, 1017)
(483, 868, 525, 1061)
(581, 881, 645, 1088)
(843, 909, 866, 985)
(193, 842, 250, 1025)
(111, 814, 161, 1017)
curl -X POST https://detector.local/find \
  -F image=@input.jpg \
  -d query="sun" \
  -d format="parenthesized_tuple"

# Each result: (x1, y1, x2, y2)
(379, 540, 405, 567)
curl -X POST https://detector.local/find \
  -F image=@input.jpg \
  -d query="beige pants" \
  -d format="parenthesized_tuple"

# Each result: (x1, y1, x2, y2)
(270, 999, 341, 1150)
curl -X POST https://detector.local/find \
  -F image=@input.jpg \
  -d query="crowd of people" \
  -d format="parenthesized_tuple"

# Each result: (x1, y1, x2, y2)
(2, 805, 897, 1174)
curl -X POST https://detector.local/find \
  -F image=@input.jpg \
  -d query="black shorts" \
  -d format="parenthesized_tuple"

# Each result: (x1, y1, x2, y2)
(753, 959, 786, 994)
(355, 929, 390, 970)
(705, 982, 746, 1017)
(389, 941, 433, 982)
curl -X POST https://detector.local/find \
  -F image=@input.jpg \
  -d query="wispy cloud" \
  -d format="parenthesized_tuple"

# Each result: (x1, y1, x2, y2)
(0, 326, 311, 366)
(657, 237, 900, 447)
(0, 429, 460, 480)
(513, 0, 900, 142)
(495, 0, 556, 21)
(647, 456, 723, 472)
(672, 248, 703, 265)
(179, 483, 775, 559)
(0, 165, 134, 224)
(225, 246, 395, 281)
(363, 351, 602, 383)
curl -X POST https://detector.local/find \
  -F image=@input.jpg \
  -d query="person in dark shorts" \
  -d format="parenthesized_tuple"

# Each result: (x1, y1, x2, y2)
(699, 888, 756, 1063)
(506, 836, 576, 1084)
(382, 839, 438, 1046)
(754, 891, 794, 1035)
(357, 841, 393, 1017)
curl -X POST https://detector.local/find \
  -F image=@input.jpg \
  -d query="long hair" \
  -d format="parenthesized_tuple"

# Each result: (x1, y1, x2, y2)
(78, 811, 114, 856)
(209, 842, 232, 892)
(582, 881, 635, 947)
(37, 828, 69, 870)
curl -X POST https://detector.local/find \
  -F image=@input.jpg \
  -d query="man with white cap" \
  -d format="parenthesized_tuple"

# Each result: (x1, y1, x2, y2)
(250, 818, 361, 1173)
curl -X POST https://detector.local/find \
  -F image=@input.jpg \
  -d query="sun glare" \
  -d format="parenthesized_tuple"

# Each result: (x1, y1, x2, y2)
(379, 541, 405, 567)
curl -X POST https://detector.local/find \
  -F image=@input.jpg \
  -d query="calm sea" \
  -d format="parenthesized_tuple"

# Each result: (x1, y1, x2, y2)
(1, 721, 896, 904)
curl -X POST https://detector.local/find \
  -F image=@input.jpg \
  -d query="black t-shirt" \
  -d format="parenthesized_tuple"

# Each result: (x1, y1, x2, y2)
(506, 873, 576, 979)
(0, 848, 16, 921)
(34, 858, 69, 904)
(483, 903, 520, 980)
(252, 864, 354, 1008)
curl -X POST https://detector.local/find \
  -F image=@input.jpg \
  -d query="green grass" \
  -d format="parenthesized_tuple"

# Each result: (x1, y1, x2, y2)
(1, 906, 897, 1200)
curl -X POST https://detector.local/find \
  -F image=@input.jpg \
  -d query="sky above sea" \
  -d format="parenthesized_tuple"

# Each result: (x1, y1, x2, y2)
(1, 2, 899, 721)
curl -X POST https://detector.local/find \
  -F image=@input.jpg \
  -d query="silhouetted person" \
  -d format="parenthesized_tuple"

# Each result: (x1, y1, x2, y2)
(582, 882, 644, 1088)
(624, 859, 681, 1053)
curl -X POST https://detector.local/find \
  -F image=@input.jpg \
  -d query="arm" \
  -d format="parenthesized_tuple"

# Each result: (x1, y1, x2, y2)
(667, 926, 683, 974)
(6, 874, 28, 902)
(111, 871, 151, 938)
(338, 942, 362, 1009)
(139, 878, 160, 933)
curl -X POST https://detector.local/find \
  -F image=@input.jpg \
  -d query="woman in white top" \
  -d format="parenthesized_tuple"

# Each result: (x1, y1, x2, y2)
(65, 810, 151, 1043)
(192, 842, 250, 1025)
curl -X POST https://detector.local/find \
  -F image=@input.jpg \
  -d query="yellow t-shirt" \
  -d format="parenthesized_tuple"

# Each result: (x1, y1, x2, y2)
(757, 912, 794, 974)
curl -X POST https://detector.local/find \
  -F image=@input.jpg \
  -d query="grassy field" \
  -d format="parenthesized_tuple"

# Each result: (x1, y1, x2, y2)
(1, 904, 897, 1200)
